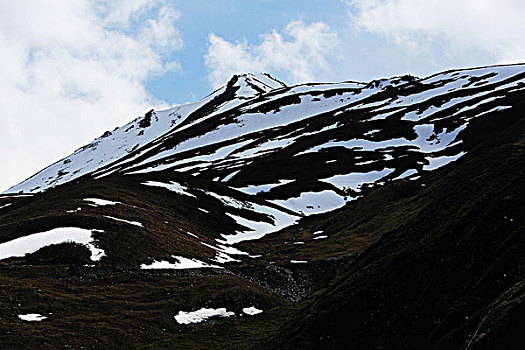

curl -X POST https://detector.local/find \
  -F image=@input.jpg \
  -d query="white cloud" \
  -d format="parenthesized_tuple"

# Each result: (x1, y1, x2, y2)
(204, 21, 340, 88)
(97, 0, 156, 26)
(0, 0, 182, 191)
(349, 0, 525, 62)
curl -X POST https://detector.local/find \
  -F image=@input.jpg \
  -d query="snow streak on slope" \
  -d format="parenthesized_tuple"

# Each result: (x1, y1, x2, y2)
(140, 256, 221, 269)
(201, 189, 300, 244)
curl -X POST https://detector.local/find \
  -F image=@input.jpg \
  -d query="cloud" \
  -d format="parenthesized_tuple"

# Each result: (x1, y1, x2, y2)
(348, 0, 525, 62)
(96, 0, 157, 26)
(0, 0, 182, 191)
(204, 21, 340, 88)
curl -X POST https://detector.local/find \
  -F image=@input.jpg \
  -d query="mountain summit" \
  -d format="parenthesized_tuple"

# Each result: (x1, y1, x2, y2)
(1, 64, 524, 349)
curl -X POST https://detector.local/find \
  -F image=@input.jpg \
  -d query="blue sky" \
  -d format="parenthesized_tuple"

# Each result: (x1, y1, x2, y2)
(147, 0, 353, 103)
(0, 0, 522, 191)
(145, 0, 495, 105)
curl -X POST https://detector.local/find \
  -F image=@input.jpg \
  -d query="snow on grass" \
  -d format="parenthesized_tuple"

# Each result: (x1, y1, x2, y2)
(0, 194, 33, 197)
(18, 314, 47, 322)
(295, 138, 407, 156)
(127, 139, 254, 175)
(142, 181, 196, 198)
(126, 91, 362, 175)
(243, 307, 263, 315)
(222, 208, 299, 244)
(185, 231, 199, 238)
(375, 65, 525, 115)
(355, 159, 378, 166)
(321, 168, 395, 192)
(364, 129, 381, 136)
(84, 198, 120, 206)
(290, 260, 307, 264)
(392, 169, 418, 181)
(296, 123, 467, 157)
(0, 203, 12, 210)
(200, 190, 300, 243)
(103, 216, 143, 227)
(449, 96, 505, 117)
(466, 106, 512, 121)
(66, 207, 82, 213)
(204, 191, 251, 210)
(230, 136, 300, 159)
(0, 227, 105, 261)
(200, 241, 250, 263)
(313, 235, 328, 240)
(222, 170, 240, 182)
(423, 152, 466, 171)
(174, 308, 235, 324)
(140, 92, 359, 172)
(140, 256, 221, 269)
(235, 179, 294, 195)
(213, 251, 238, 264)
(270, 190, 346, 215)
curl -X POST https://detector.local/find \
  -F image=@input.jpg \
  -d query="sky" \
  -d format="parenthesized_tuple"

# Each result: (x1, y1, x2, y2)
(1, 0, 524, 192)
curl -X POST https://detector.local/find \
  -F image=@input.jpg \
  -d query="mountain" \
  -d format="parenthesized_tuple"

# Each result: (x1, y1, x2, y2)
(0, 65, 524, 349)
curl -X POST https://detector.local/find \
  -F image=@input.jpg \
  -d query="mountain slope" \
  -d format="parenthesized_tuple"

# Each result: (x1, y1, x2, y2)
(0, 64, 524, 349)
(145, 97, 525, 350)
(3, 64, 525, 266)
(260, 103, 525, 349)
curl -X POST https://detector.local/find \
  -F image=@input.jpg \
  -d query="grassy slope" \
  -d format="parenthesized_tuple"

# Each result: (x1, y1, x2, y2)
(259, 108, 525, 349)
(148, 102, 525, 349)
(0, 266, 286, 349)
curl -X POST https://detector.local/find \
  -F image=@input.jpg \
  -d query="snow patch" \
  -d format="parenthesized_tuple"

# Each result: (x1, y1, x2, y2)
(103, 216, 143, 227)
(185, 231, 199, 238)
(18, 314, 47, 322)
(142, 181, 196, 198)
(423, 152, 466, 171)
(321, 168, 395, 192)
(84, 198, 120, 206)
(235, 179, 294, 195)
(0, 227, 105, 261)
(222, 170, 240, 182)
(140, 256, 221, 269)
(243, 307, 263, 315)
(174, 308, 235, 324)
(270, 190, 346, 215)
(393, 169, 418, 181)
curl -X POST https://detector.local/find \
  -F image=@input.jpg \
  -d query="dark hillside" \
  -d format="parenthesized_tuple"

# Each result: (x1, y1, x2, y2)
(262, 108, 525, 349)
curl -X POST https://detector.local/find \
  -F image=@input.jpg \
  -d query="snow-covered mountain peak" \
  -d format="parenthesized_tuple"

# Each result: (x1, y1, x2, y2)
(365, 74, 418, 90)
(228, 73, 287, 98)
